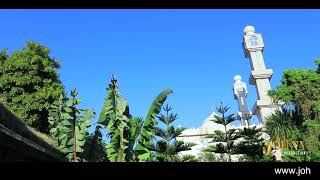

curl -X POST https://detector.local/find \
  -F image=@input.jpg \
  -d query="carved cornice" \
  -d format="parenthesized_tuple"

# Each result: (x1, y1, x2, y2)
(249, 69, 273, 85)
(251, 99, 281, 114)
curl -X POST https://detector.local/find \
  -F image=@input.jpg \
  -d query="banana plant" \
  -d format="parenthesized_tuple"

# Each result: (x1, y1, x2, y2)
(48, 93, 67, 142)
(98, 75, 173, 162)
(125, 117, 144, 162)
(98, 75, 131, 162)
(134, 88, 173, 162)
(49, 89, 94, 162)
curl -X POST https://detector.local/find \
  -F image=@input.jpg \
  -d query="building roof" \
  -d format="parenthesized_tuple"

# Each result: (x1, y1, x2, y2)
(0, 102, 68, 161)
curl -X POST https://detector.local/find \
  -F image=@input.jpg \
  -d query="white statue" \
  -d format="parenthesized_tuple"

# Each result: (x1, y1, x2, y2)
(233, 75, 252, 126)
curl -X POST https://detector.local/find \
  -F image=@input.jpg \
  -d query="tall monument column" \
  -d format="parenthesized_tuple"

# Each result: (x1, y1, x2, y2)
(242, 25, 279, 124)
(233, 75, 252, 126)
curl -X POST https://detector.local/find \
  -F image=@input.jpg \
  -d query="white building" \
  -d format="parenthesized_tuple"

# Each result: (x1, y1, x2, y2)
(177, 111, 264, 160)
(176, 112, 225, 157)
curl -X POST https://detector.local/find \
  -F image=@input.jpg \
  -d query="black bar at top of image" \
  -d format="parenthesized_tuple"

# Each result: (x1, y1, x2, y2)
(0, 0, 320, 9)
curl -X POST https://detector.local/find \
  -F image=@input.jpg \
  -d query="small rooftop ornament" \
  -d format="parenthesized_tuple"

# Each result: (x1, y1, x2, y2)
(243, 25, 255, 35)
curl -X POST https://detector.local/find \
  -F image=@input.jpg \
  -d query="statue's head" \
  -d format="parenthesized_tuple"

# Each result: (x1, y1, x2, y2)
(234, 75, 242, 82)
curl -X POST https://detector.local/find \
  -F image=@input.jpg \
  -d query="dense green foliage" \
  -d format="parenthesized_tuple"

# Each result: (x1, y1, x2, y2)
(269, 60, 320, 121)
(265, 110, 297, 149)
(234, 113, 263, 161)
(83, 125, 107, 162)
(267, 59, 320, 161)
(0, 42, 64, 133)
(302, 120, 320, 161)
(235, 126, 264, 161)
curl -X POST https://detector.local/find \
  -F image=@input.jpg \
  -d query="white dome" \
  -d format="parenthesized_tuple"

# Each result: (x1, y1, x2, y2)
(234, 75, 242, 81)
(243, 25, 255, 35)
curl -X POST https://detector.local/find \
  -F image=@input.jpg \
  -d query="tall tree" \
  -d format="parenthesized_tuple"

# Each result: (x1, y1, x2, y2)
(268, 59, 320, 161)
(152, 104, 195, 162)
(269, 59, 320, 121)
(204, 103, 240, 162)
(0, 41, 64, 133)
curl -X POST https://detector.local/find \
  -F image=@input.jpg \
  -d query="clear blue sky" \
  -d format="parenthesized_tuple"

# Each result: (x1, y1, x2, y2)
(0, 10, 319, 132)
